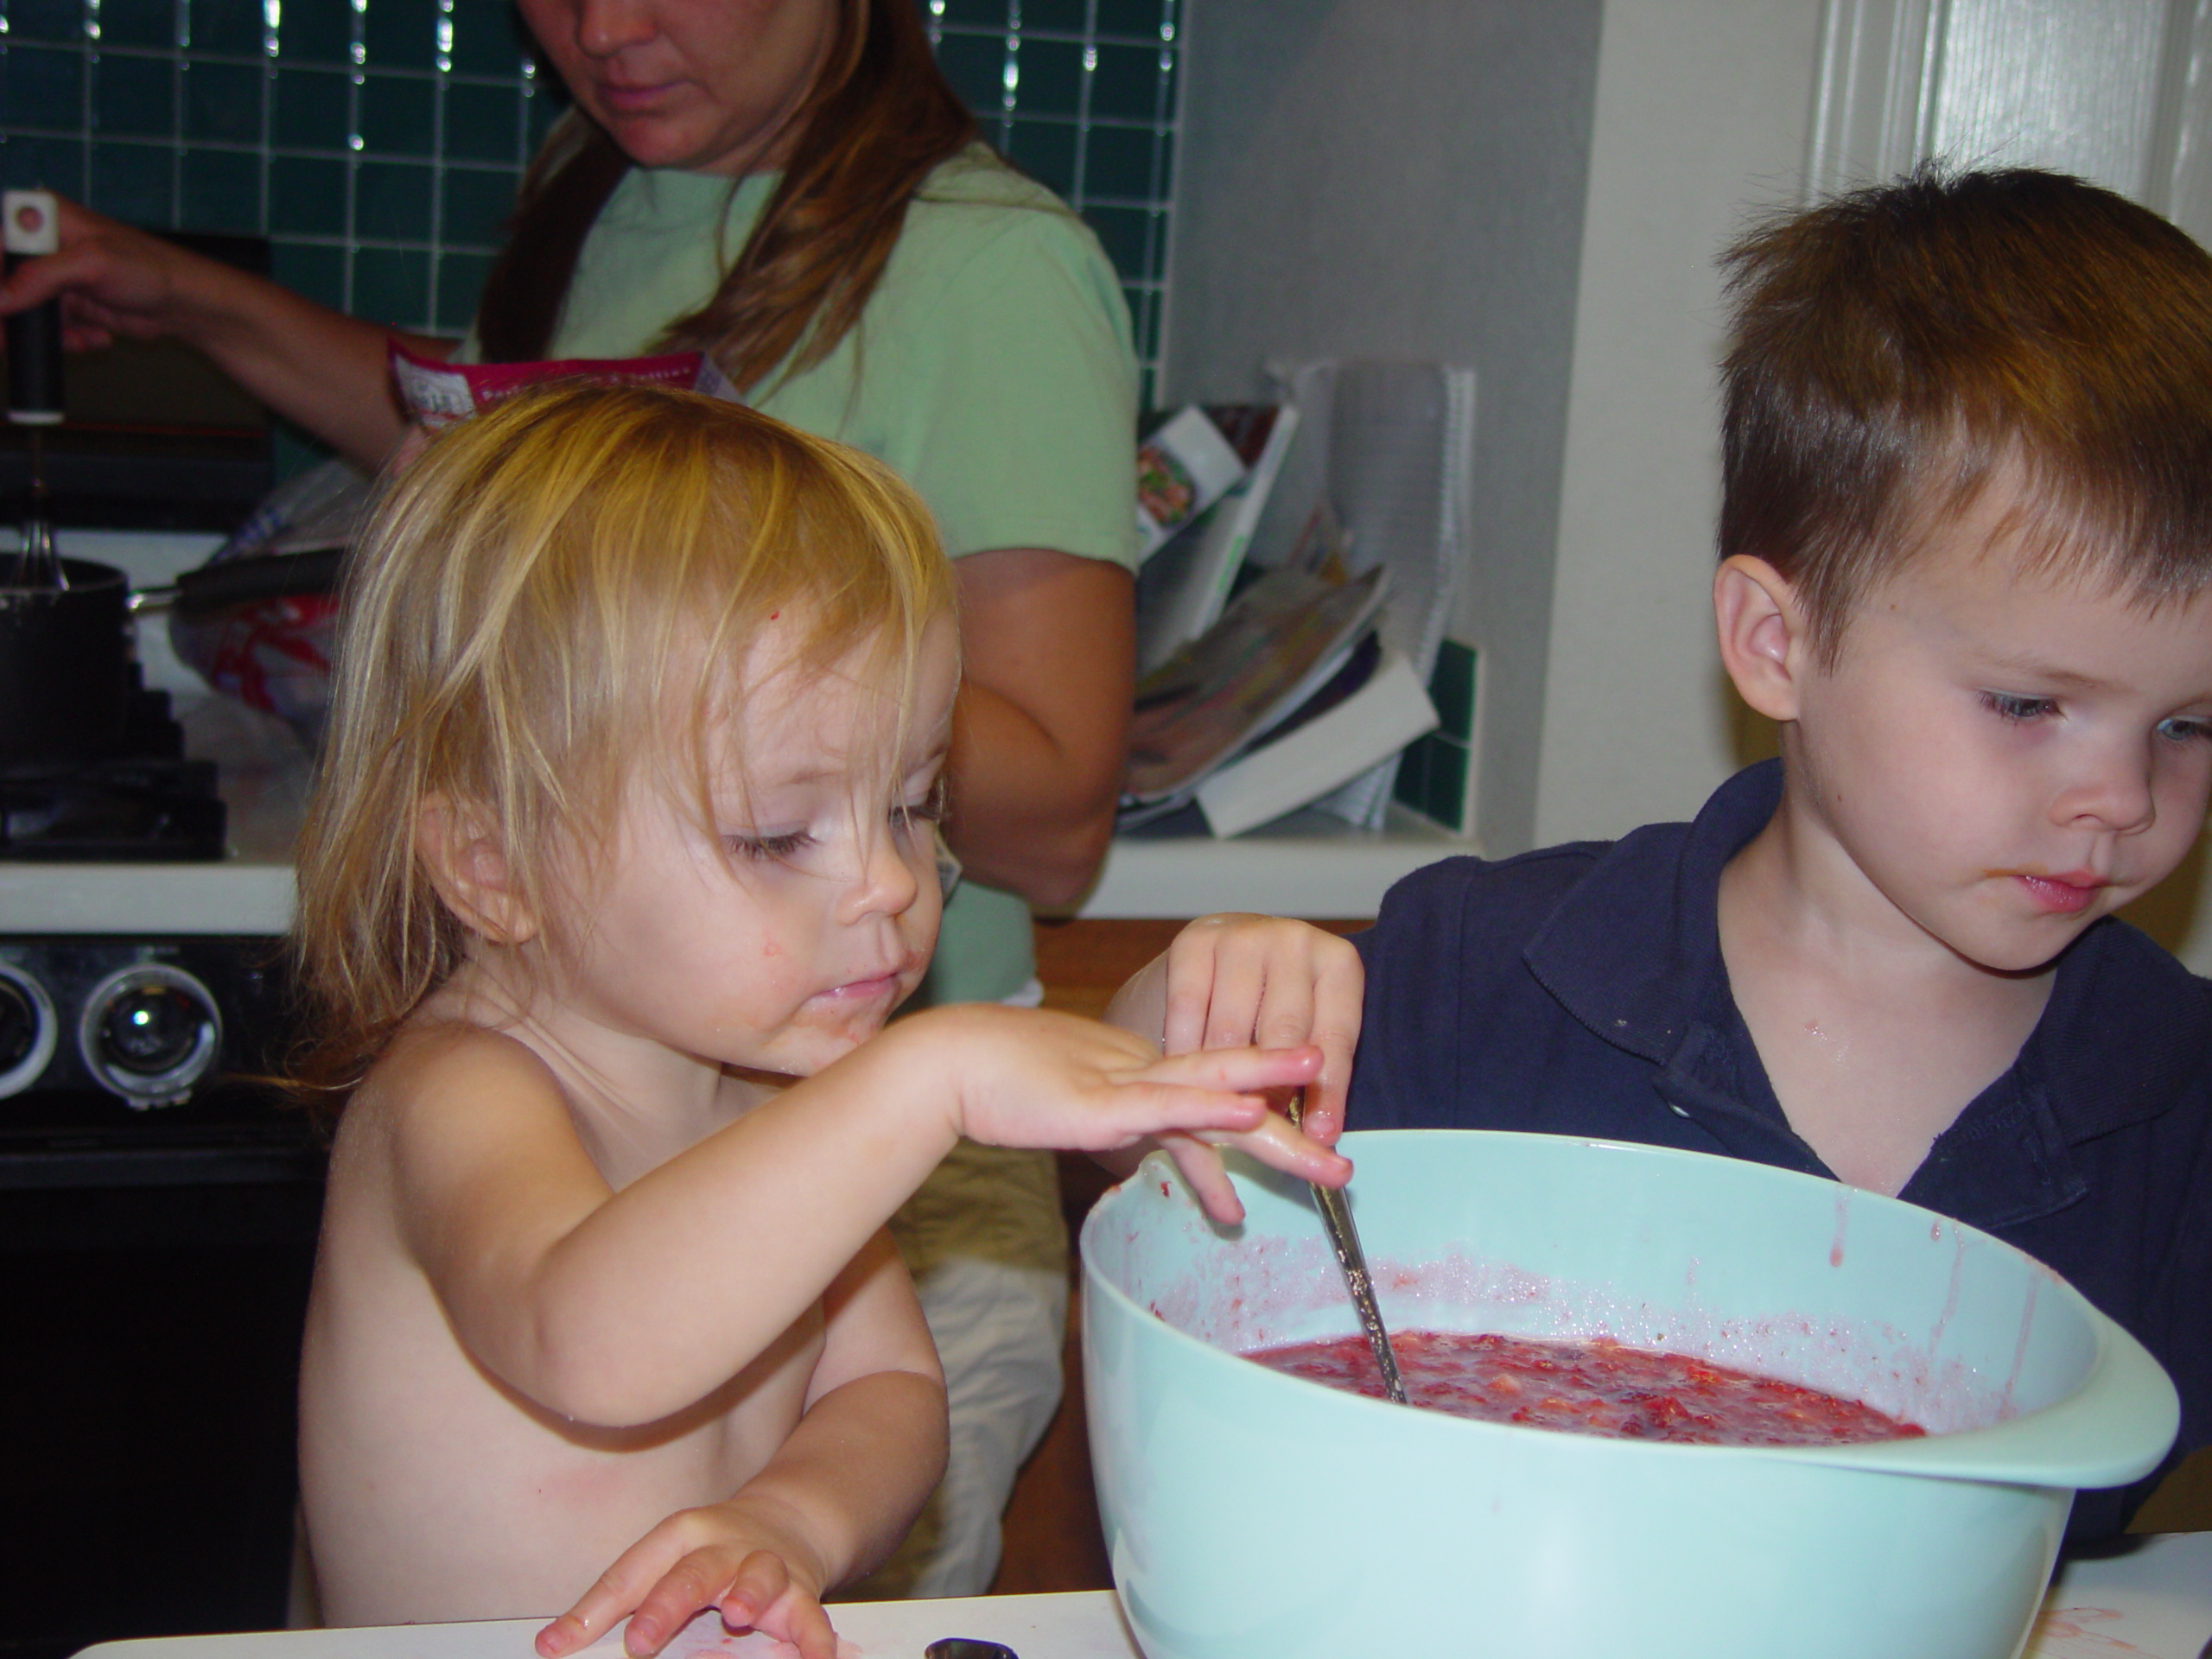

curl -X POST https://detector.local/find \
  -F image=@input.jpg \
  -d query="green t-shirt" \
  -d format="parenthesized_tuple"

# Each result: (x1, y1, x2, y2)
(537, 149, 1140, 1004)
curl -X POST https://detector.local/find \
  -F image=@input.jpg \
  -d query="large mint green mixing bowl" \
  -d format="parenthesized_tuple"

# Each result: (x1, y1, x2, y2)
(1083, 1132, 2177, 1659)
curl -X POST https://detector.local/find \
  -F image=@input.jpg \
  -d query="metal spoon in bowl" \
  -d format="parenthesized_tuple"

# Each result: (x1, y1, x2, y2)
(1286, 1090, 1407, 1405)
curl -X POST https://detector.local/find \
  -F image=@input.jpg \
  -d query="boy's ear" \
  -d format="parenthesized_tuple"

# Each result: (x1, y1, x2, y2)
(416, 793, 540, 946)
(1713, 555, 1812, 723)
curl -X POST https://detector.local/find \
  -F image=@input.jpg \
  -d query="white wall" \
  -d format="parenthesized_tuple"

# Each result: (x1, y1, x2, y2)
(1535, 0, 1825, 847)
(1162, 0, 2212, 968)
(1161, 0, 1604, 856)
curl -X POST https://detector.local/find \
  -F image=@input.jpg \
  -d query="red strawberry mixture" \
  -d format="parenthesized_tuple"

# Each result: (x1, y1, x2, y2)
(1245, 1330, 1924, 1446)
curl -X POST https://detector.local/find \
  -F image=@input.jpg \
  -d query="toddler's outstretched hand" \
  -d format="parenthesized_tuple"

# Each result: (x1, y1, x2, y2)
(886, 1004, 1349, 1223)
(535, 1499, 836, 1659)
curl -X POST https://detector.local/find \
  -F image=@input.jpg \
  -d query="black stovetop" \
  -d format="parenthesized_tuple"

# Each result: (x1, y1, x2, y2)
(0, 683, 226, 861)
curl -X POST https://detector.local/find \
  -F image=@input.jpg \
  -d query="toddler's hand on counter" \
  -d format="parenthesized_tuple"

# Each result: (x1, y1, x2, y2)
(535, 1499, 836, 1659)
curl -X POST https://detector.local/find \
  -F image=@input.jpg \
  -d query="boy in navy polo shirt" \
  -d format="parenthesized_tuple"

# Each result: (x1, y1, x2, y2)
(1110, 168, 2212, 1537)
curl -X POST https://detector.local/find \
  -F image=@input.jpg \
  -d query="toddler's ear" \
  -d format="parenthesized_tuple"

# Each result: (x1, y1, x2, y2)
(1713, 555, 1809, 723)
(416, 793, 541, 945)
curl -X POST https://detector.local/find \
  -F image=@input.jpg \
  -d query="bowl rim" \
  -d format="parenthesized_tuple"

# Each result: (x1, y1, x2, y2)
(1081, 1130, 2177, 1488)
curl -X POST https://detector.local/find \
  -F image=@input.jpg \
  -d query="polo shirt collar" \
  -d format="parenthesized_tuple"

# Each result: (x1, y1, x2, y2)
(1523, 760, 1780, 1068)
(1522, 759, 2208, 1154)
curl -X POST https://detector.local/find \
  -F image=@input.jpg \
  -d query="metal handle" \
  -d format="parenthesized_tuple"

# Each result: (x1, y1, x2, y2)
(6, 191, 67, 592)
(4, 189, 65, 428)
(1285, 1090, 1408, 1405)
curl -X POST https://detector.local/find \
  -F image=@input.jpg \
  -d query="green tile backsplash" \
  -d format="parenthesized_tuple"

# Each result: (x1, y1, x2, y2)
(1, 0, 1183, 378)
(1395, 639, 1480, 833)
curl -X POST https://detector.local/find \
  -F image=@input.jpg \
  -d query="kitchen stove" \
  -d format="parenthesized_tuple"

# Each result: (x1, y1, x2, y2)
(0, 622, 250, 1109)
(0, 661, 227, 863)
(0, 531, 320, 1659)
(0, 752, 226, 860)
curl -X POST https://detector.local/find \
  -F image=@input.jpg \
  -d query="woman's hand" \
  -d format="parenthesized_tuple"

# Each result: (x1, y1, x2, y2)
(0, 191, 431, 467)
(0, 194, 202, 350)
(534, 1497, 836, 1659)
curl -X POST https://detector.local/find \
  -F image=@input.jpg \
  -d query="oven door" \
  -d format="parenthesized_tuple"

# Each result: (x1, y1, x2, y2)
(0, 933, 321, 1659)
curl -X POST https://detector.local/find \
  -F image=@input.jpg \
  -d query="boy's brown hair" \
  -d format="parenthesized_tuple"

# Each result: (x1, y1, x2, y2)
(1719, 165, 2212, 661)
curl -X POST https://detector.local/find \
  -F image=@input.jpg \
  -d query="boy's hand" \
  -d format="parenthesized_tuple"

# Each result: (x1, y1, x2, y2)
(893, 1004, 1349, 1222)
(535, 1497, 836, 1659)
(1091, 916, 1364, 1214)
(1147, 915, 1363, 1141)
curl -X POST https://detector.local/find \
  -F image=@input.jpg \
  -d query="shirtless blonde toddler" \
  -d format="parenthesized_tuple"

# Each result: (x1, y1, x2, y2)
(286, 385, 1347, 1658)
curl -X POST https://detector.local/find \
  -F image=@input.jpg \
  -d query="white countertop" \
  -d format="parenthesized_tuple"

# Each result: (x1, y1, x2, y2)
(1083, 805, 1464, 918)
(68, 1533, 2212, 1659)
(0, 533, 1471, 936)
(79, 1592, 1138, 1659)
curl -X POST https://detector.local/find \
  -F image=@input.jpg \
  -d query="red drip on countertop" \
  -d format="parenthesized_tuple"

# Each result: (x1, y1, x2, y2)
(1244, 1330, 1925, 1446)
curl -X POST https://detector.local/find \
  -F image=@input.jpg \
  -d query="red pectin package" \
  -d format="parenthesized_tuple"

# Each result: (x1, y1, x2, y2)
(387, 343, 731, 429)
(172, 346, 737, 745)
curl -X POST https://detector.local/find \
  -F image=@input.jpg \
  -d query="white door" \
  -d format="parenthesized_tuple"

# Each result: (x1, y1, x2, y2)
(1807, 0, 2212, 243)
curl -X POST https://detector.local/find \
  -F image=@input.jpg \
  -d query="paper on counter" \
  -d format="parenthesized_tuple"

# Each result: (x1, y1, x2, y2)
(2030, 1532, 2212, 1659)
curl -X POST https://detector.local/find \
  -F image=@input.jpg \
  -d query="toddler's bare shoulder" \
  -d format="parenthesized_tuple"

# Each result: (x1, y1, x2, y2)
(353, 1018, 568, 1133)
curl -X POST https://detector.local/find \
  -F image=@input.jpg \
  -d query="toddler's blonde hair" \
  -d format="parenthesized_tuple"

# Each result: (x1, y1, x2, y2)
(289, 382, 955, 1097)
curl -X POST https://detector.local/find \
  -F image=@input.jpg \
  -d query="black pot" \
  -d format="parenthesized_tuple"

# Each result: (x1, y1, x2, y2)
(0, 559, 130, 766)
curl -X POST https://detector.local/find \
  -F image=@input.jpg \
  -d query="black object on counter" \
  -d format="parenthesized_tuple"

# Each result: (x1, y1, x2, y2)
(3, 190, 64, 427)
(169, 543, 346, 620)
(3, 288, 61, 426)
(0, 755, 226, 860)
(0, 224, 273, 532)
(0, 556, 130, 763)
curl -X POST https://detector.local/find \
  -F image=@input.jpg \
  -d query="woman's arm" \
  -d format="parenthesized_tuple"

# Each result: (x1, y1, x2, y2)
(949, 547, 1135, 909)
(0, 194, 440, 467)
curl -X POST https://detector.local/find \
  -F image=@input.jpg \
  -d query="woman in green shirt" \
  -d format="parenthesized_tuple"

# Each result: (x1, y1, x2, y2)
(2, 0, 1136, 1606)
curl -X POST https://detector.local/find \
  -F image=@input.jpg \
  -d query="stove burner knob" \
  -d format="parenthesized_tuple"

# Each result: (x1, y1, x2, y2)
(101, 988, 205, 1071)
(0, 982, 33, 1071)
(77, 965, 222, 1108)
(0, 963, 56, 1099)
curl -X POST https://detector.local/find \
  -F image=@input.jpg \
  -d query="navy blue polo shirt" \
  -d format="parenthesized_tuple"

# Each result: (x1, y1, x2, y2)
(1349, 760, 2212, 1537)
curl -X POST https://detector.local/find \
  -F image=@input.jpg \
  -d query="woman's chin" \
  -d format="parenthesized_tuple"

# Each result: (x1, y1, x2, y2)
(593, 108, 780, 177)
(587, 107, 711, 171)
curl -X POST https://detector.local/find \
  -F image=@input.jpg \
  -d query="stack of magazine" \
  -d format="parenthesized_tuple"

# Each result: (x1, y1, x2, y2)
(1121, 399, 1443, 837)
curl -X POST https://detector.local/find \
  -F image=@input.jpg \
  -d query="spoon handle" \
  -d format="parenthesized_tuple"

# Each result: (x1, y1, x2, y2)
(1286, 1092, 1408, 1405)
(1312, 1180, 1409, 1404)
